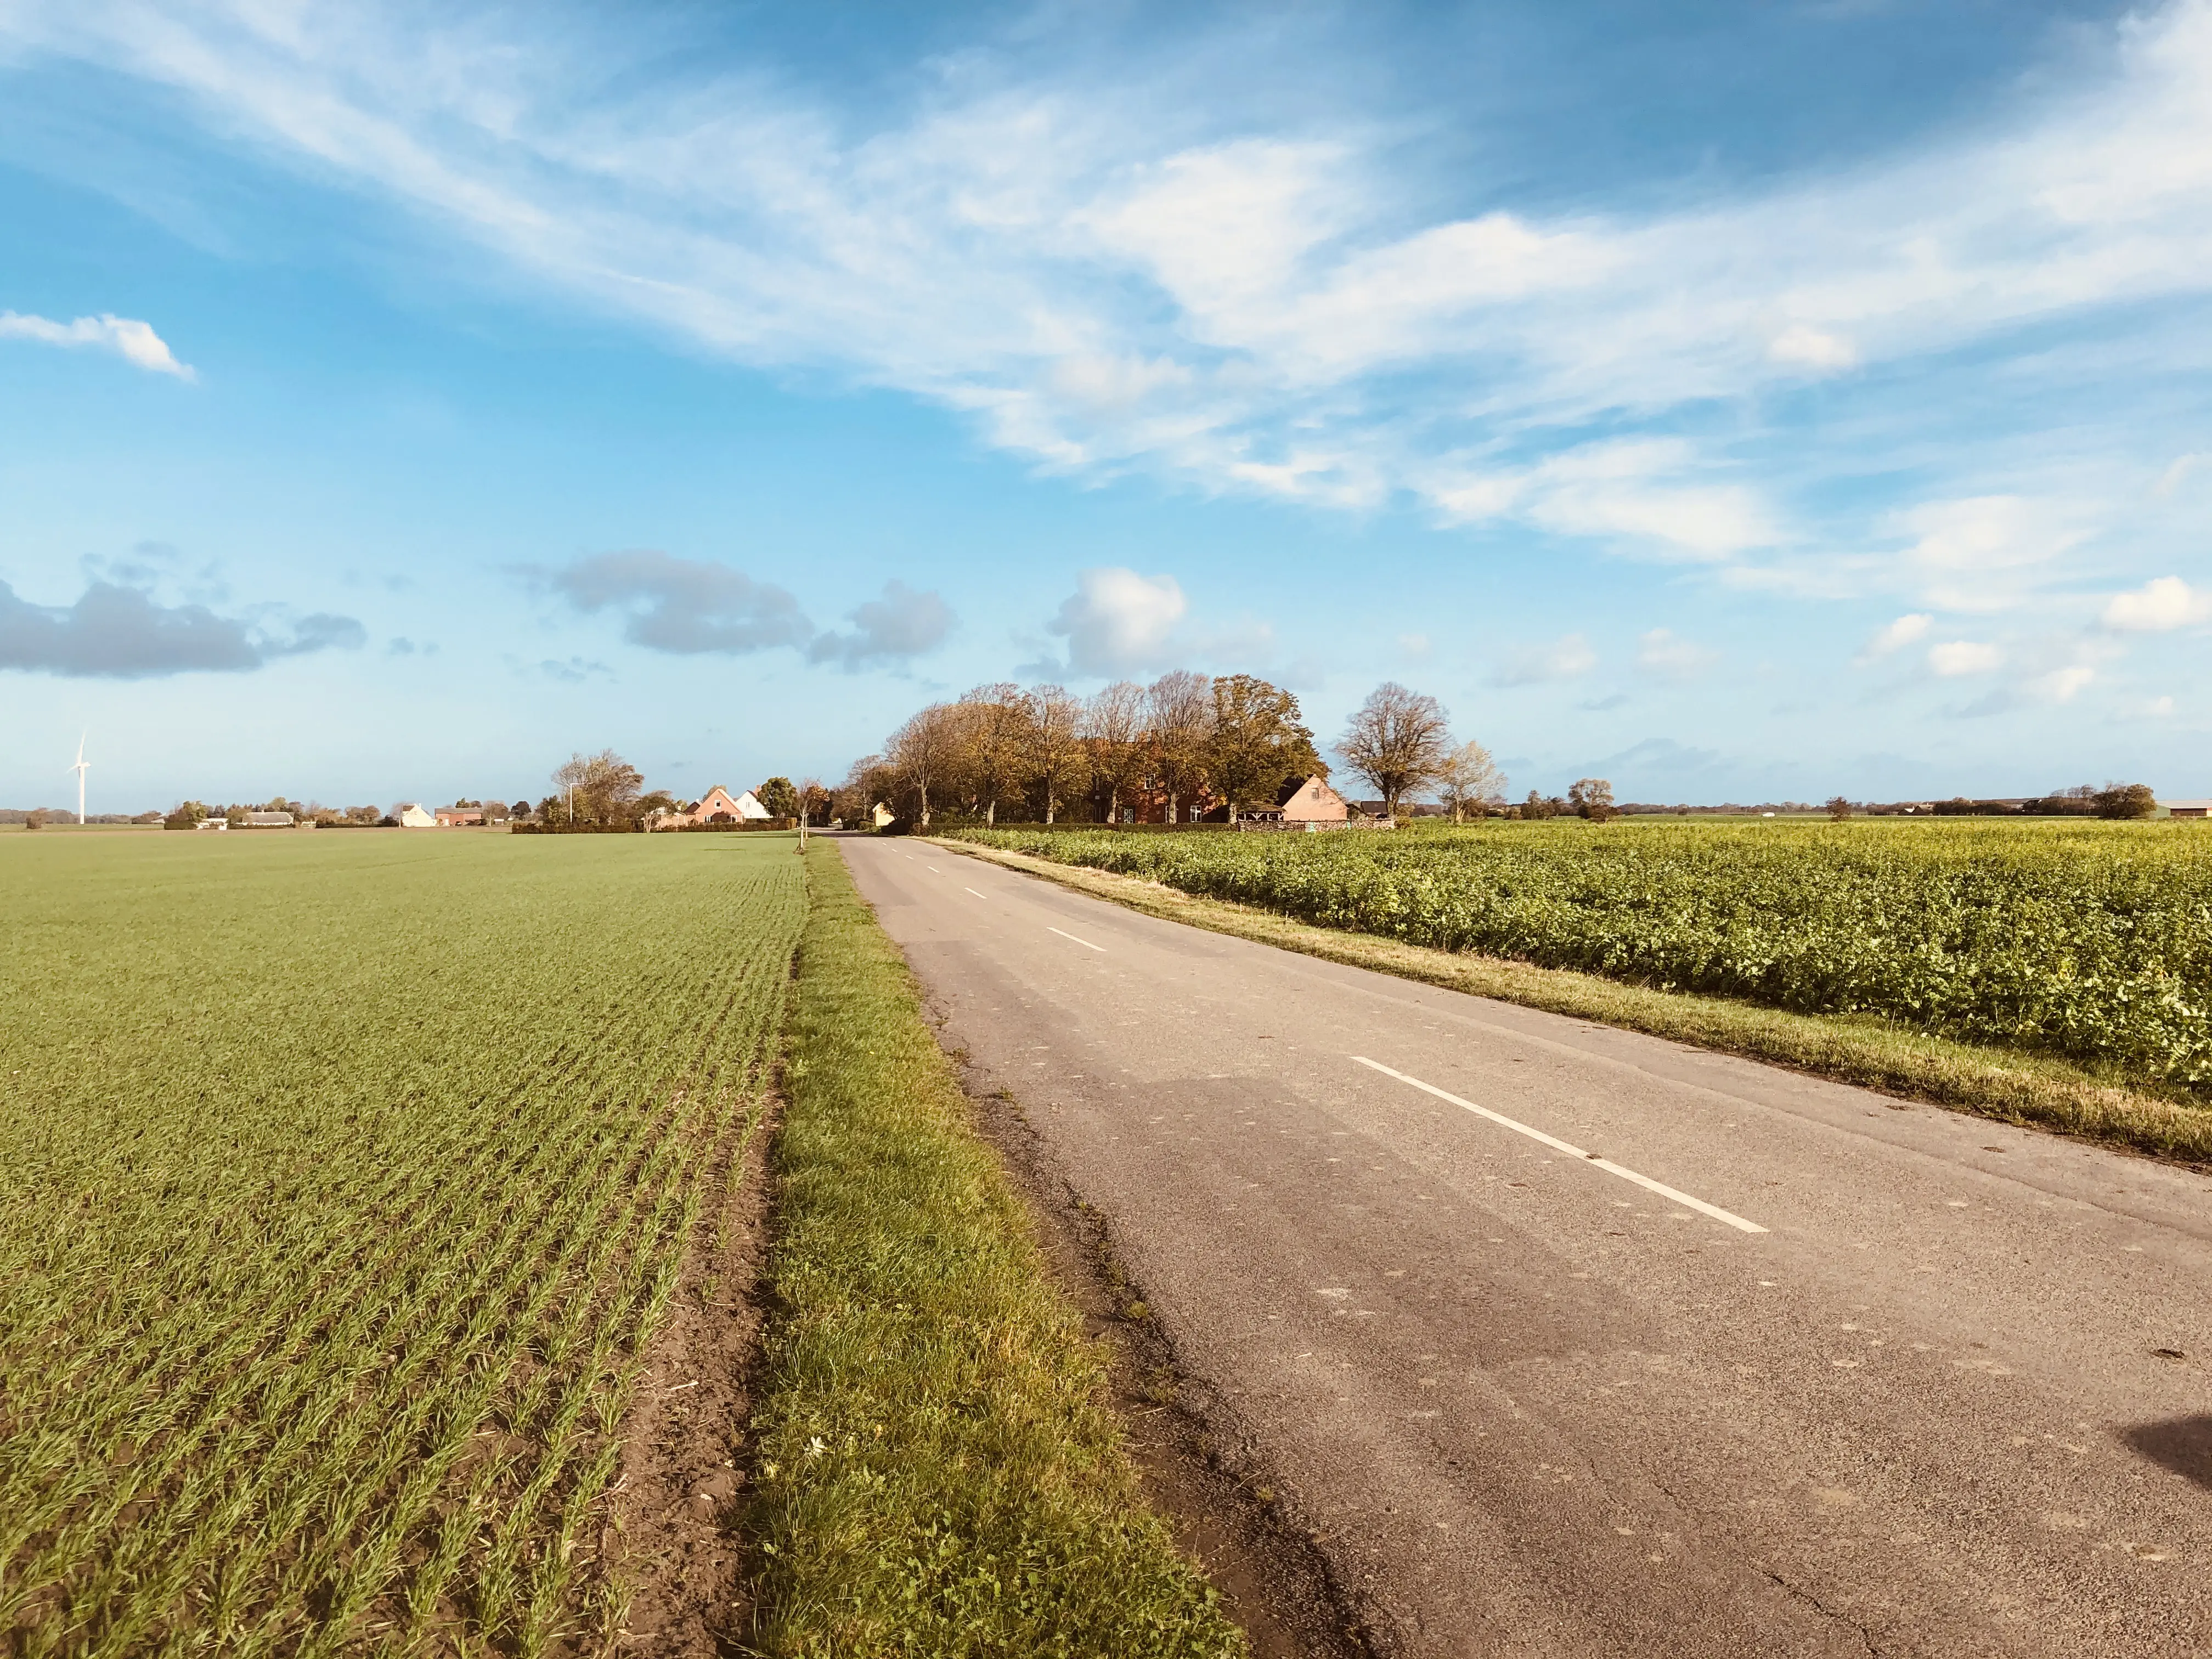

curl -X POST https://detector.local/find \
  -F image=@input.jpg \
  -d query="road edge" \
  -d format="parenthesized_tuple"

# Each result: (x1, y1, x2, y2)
(925, 835, 2212, 1167)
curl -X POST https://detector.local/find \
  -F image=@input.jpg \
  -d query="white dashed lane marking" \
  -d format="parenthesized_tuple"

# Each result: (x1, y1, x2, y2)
(1350, 1056, 1768, 1234)
(1048, 926, 1108, 953)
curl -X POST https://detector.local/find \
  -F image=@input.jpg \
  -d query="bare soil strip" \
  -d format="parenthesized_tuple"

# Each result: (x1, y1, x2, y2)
(596, 1096, 778, 1655)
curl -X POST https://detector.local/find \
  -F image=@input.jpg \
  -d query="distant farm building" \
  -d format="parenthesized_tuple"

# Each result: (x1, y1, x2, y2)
(195, 816, 228, 831)
(435, 806, 483, 827)
(664, 785, 773, 827)
(241, 811, 295, 829)
(872, 802, 895, 828)
(2166, 799, 2212, 820)
(1236, 775, 1353, 830)
(396, 804, 438, 828)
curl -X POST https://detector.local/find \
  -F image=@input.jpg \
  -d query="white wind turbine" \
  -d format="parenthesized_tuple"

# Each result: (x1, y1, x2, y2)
(70, 734, 90, 825)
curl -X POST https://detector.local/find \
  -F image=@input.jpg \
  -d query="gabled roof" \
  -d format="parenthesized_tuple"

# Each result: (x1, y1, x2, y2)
(1275, 774, 1331, 806)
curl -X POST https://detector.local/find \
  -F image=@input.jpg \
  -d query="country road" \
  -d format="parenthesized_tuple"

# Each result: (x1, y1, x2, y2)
(839, 835, 2212, 1658)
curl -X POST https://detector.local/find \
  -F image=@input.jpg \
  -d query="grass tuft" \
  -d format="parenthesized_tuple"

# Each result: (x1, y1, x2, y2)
(742, 846, 1246, 1658)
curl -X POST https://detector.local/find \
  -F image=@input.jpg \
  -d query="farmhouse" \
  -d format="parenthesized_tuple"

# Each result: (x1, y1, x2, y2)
(1236, 775, 1352, 828)
(2165, 799, 2212, 820)
(669, 785, 772, 827)
(195, 816, 228, 831)
(396, 804, 438, 828)
(435, 806, 483, 826)
(241, 811, 294, 828)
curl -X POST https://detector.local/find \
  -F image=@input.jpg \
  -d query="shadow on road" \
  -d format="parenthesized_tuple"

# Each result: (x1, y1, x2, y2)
(2121, 1415, 2212, 1490)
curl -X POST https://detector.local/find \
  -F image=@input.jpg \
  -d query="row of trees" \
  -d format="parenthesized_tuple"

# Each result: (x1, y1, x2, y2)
(843, 675, 1510, 829)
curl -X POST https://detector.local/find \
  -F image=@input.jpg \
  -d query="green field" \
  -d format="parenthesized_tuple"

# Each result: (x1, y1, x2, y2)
(951, 819, 2212, 1091)
(0, 832, 803, 1655)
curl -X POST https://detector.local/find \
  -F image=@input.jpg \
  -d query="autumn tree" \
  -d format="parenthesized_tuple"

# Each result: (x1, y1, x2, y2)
(552, 749, 645, 826)
(1210, 674, 1324, 826)
(1339, 683, 1452, 820)
(1025, 685, 1085, 825)
(755, 777, 800, 819)
(1147, 670, 1215, 827)
(2092, 782, 2157, 820)
(887, 705, 961, 827)
(960, 682, 1034, 825)
(1084, 680, 1150, 826)
(1567, 778, 1617, 822)
(1826, 795, 1853, 821)
(1436, 739, 1507, 823)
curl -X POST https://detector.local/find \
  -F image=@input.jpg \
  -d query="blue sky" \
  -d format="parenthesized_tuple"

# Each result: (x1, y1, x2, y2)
(2, 0, 2208, 811)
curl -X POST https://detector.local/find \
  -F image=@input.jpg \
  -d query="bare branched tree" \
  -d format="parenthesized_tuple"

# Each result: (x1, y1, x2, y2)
(1437, 740, 1507, 823)
(1338, 684, 1451, 819)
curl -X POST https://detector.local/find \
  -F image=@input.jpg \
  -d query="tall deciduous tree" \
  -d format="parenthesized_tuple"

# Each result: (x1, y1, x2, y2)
(1210, 674, 1323, 826)
(1436, 740, 1507, 823)
(1147, 670, 1215, 827)
(1026, 685, 1085, 825)
(1567, 778, 1617, 821)
(1084, 680, 1150, 826)
(961, 682, 1033, 826)
(552, 749, 645, 826)
(1339, 683, 1450, 820)
(888, 705, 959, 827)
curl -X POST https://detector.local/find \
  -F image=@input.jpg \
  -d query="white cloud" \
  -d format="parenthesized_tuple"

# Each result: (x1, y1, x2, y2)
(9, 0, 2212, 605)
(1858, 612, 1932, 659)
(1489, 632, 1596, 687)
(1890, 495, 2089, 611)
(1432, 440, 1781, 562)
(2102, 575, 2210, 630)
(1045, 567, 1187, 675)
(0, 311, 194, 377)
(1927, 640, 2005, 676)
(1766, 324, 1859, 372)
(2154, 453, 2205, 496)
(1634, 628, 1718, 681)
(2032, 663, 2097, 702)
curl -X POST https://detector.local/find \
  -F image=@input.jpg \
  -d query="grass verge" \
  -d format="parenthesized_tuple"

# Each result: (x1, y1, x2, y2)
(932, 837, 2212, 1167)
(741, 844, 1248, 1657)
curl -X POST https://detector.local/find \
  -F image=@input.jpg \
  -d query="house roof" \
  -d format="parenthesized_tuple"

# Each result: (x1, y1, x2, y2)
(1274, 774, 1336, 806)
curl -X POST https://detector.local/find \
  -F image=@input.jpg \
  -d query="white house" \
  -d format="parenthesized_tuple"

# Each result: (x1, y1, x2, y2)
(396, 803, 438, 828)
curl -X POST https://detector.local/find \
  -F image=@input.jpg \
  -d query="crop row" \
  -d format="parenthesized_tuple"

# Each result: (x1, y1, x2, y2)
(0, 832, 805, 1656)
(952, 819, 2212, 1088)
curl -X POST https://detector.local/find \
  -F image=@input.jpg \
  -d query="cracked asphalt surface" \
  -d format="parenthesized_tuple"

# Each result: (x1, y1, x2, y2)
(842, 836, 2212, 1657)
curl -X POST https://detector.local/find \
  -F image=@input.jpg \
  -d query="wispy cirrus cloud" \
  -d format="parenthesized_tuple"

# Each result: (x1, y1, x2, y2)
(0, 311, 193, 377)
(8, 0, 2212, 613)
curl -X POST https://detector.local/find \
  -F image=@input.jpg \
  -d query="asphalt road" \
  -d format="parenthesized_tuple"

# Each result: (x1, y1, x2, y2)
(840, 836, 2212, 1658)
